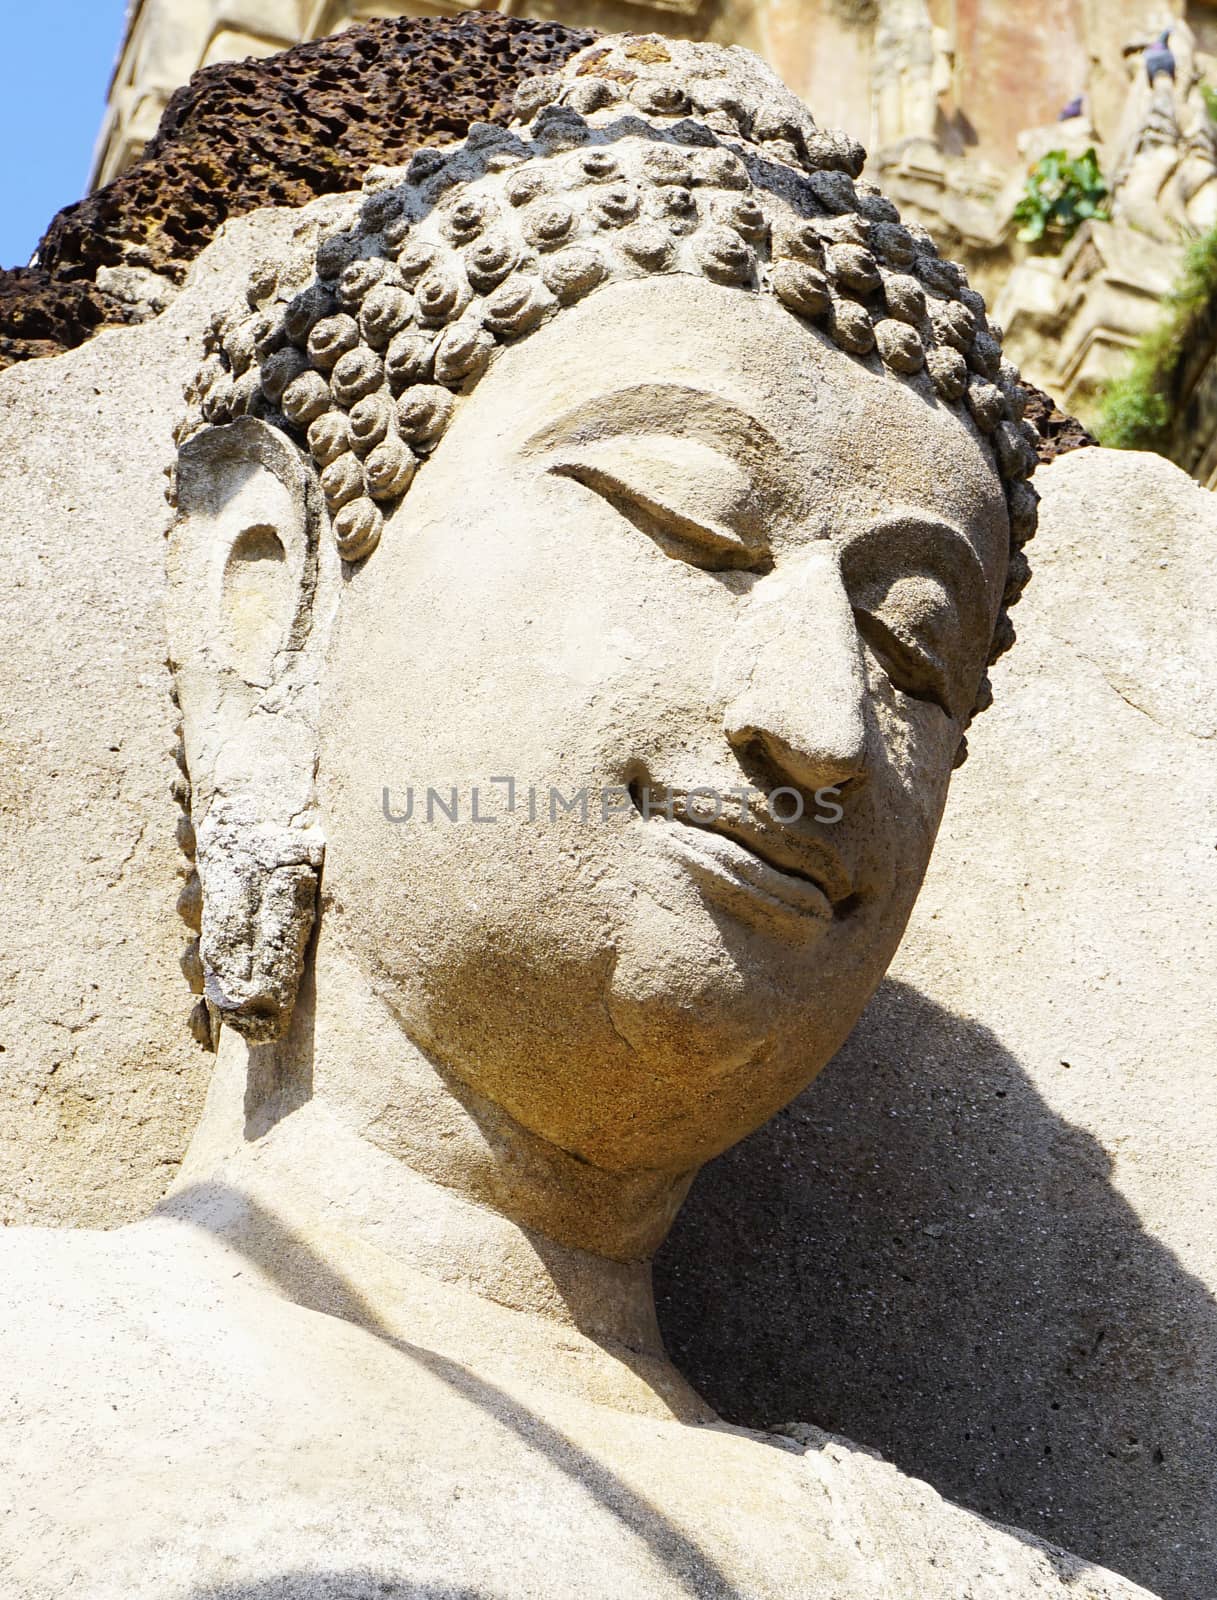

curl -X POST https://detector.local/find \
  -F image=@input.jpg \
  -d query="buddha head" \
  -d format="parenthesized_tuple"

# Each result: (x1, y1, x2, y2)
(167, 36, 1036, 1217)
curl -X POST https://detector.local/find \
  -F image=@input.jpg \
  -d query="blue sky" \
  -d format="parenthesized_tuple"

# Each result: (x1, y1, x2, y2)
(1, 1, 131, 269)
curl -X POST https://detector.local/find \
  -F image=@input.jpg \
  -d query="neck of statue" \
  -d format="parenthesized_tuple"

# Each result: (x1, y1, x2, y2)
(167, 916, 701, 1405)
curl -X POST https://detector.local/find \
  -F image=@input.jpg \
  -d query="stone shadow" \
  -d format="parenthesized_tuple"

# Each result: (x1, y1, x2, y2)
(656, 979, 1217, 1600)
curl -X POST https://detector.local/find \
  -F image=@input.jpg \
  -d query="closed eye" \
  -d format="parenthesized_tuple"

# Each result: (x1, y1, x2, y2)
(839, 517, 992, 720)
(548, 435, 772, 574)
(853, 604, 953, 714)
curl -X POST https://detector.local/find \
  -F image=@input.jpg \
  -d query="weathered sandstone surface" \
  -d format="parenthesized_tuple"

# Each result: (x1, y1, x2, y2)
(0, 181, 1208, 1597)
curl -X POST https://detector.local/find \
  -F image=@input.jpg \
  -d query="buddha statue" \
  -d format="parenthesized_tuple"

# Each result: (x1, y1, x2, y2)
(0, 31, 1149, 1600)
(1108, 20, 1217, 241)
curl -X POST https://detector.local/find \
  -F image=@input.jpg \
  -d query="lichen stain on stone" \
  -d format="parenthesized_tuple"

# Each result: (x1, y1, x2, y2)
(624, 39, 672, 64)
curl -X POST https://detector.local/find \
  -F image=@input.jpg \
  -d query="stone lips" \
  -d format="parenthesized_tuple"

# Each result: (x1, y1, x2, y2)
(179, 35, 1039, 608)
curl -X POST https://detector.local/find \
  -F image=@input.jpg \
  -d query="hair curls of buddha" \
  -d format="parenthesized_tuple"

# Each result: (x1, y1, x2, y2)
(177, 41, 1037, 656)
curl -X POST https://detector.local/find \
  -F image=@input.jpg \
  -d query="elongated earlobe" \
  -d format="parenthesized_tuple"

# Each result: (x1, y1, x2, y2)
(167, 418, 336, 1043)
(195, 796, 324, 1043)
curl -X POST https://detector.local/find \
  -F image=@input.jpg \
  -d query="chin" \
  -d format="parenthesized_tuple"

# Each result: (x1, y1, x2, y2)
(604, 899, 804, 1082)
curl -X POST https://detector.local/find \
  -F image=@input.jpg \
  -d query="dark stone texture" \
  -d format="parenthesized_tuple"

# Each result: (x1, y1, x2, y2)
(0, 266, 138, 370)
(1023, 381, 1097, 463)
(0, 12, 594, 371)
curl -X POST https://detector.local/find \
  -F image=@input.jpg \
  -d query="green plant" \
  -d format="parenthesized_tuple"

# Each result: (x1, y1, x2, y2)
(1012, 148, 1109, 248)
(1201, 82, 1217, 124)
(1097, 225, 1217, 452)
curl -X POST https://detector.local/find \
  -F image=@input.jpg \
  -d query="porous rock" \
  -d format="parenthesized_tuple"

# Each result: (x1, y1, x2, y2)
(0, 10, 1093, 471)
(0, 13, 593, 371)
(1022, 380, 1097, 463)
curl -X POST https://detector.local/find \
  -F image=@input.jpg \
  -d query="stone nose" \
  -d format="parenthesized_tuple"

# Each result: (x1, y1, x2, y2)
(723, 542, 870, 797)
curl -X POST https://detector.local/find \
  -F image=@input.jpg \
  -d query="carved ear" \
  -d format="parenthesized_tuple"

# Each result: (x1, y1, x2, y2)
(167, 419, 335, 1043)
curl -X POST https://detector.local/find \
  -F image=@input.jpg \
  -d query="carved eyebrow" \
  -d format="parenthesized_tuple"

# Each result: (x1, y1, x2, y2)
(837, 513, 995, 643)
(521, 382, 792, 495)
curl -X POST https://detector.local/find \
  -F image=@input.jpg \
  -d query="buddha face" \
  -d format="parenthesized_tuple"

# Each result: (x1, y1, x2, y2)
(315, 274, 1009, 1174)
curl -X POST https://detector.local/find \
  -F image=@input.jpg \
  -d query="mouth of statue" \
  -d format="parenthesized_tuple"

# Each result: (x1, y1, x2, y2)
(627, 778, 853, 927)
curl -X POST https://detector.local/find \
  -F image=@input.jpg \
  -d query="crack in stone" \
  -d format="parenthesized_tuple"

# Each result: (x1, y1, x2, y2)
(1040, 627, 1216, 743)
